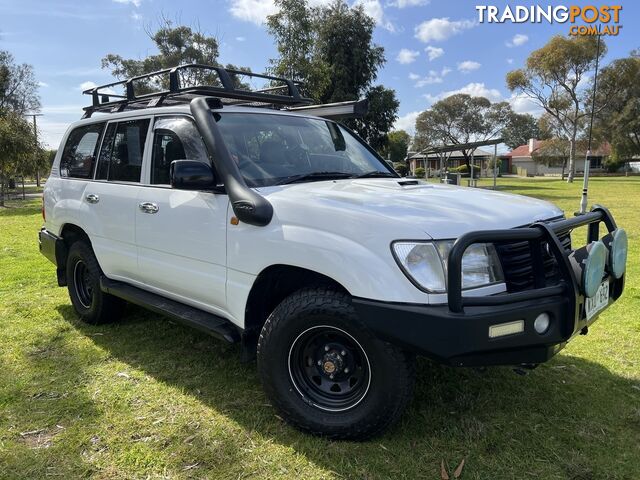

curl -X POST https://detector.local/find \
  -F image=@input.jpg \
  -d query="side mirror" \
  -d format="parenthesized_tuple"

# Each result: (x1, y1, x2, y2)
(170, 160, 216, 190)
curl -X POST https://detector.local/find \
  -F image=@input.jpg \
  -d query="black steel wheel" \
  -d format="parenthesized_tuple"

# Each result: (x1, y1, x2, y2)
(66, 240, 124, 325)
(72, 259, 94, 309)
(288, 325, 371, 412)
(257, 287, 415, 440)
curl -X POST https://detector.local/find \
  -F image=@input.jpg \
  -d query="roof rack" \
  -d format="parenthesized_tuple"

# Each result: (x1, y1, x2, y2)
(81, 63, 314, 118)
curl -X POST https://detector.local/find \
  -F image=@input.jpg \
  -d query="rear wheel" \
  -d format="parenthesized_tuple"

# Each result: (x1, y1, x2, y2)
(257, 287, 415, 439)
(66, 241, 124, 325)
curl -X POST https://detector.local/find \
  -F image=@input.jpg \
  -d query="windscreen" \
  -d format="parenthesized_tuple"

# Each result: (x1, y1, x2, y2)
(214, 113, 392, 187)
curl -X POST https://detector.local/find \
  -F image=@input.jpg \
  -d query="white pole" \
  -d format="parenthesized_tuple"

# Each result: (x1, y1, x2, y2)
(470, 151, 474, 187)
(493, 143, 498, 189)
(579, 150, 591, 214)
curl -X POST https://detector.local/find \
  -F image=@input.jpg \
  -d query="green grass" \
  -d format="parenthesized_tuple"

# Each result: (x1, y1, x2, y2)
(1, 177, 639, 479)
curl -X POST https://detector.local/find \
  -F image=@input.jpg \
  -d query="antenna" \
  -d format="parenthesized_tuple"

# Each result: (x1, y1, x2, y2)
(579, 35, 602, 215)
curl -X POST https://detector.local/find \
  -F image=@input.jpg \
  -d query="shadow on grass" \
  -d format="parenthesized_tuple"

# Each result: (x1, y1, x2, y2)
(55, 303, 640, 479)
(0, 202, 41, 217)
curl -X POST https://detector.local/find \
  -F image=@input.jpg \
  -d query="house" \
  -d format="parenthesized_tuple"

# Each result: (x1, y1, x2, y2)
(508, 138, 611, 176)
(407, 148, 494, 175)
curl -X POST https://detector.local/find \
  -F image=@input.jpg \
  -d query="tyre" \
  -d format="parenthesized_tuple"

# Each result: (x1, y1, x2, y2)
(66, 241, 124, 324)
(257, 287, 415, 440)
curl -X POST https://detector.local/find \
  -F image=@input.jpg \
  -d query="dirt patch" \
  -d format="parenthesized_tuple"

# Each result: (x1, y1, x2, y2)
(18, 426, 62, 449)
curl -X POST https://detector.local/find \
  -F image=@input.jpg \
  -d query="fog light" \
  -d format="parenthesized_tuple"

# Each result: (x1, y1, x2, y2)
(534, 312, 550, 334)
(583, 241, 606, 298)
(489, 320, 524, 338)
(608, 228, 628, 279)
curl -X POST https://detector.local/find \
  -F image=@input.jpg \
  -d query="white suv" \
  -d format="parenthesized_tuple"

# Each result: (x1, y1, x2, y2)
(39, 65, 627, 439)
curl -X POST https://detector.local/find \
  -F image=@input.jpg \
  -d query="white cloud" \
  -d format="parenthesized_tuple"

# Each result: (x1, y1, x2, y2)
(425, 82, 503, 103)
(388, 0, 429, 7)
(80, 81, 97, 91)
(509, 93, 543, 116)
(412, 67, 451, 87)
(354, 0, 395, 31)
(506, 34, 528, 47)
(394, 111, 420, 134)
(414, 17, 476, 43)
(113, 0, 142, 7)
(38, 81, 49, 88)
(228, 0, 390, 28)
(228, 0, 279, 25)
(425, 46, 443, 61)
(506, 58, 514, 65)
(396, 48, 420, 64)
(78, 81, 117, 96)
(236, 36, 246, 42)
(130, 11, 142, 21)
(457, 60, 481, 73)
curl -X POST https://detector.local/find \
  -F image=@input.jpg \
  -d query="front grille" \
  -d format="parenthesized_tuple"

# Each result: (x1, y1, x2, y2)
(495, 228, 572, 292)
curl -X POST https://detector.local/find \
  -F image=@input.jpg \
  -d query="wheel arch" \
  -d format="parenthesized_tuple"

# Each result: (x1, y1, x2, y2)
(241, 264, 350, 359)
(55, 223, 91, 286)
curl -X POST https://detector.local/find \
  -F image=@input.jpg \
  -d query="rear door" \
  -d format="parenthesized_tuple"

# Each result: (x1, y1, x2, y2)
(135, 115, 229, 315)
(85, 117, 152, 283)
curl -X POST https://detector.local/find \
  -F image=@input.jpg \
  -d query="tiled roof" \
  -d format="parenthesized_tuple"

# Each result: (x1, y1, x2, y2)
(507, 140, 611, 158)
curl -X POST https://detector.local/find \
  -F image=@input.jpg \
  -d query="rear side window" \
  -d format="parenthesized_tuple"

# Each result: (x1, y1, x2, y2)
(95, 119, 150, 183)
(60, 123, 105, 179)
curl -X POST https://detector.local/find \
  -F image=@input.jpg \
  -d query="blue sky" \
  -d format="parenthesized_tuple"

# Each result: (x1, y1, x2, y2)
(0, 0, 638, 148)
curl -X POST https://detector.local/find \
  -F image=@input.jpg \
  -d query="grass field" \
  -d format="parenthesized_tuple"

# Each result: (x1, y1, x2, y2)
(1, 177, 638, 479)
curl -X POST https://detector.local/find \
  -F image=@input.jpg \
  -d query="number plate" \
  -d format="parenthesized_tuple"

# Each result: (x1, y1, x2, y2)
(585, 281, 610, 321)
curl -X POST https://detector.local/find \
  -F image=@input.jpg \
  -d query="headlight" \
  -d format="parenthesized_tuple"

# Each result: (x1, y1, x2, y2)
(392, 241, 504, 293)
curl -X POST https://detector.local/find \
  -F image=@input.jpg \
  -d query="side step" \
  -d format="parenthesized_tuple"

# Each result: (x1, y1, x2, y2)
(100, 277, 240, 343)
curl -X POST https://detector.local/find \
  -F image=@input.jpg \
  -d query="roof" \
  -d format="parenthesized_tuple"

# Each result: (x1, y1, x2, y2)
(409, 147, 494, 160)
(508, 139, 612, 158)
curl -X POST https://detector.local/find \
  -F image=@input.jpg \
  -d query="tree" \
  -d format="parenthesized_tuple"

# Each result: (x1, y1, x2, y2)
(393, 162, 408, 176)
(267, 0, 398, 146)
(381, 130, 411, 162)
(593, 50, 640, 160)
(0, 111, 38, 206)
(414, 94, 512, 167)
(349, 86, 399, 151)
(102, 19, 249, 92)
(311, 1, 385, 104)
(0, 50, 40, 114)
(502, 112, 540, 149)
(506, 35, 605, 182)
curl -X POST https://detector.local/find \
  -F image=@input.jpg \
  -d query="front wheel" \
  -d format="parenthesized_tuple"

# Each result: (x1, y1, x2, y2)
(257, 287, 415, 439)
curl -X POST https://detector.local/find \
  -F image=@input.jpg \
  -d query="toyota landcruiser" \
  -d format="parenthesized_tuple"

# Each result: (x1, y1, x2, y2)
(38, 64, 627, 439)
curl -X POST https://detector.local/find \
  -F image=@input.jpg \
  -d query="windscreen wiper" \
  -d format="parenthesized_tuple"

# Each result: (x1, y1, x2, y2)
(276, 171, 353, 185)
(353, 171, 397, 179)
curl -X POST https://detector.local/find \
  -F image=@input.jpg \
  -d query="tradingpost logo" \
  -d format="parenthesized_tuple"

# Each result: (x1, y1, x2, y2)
(476, 5, 623, 36)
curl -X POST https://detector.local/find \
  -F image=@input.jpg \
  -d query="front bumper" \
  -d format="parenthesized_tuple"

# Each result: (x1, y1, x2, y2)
(354, 206, 625, 367)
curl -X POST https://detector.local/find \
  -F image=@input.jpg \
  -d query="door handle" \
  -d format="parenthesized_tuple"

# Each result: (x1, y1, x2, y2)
(85, 193, 99, 204)
(139, 202, 159, 214)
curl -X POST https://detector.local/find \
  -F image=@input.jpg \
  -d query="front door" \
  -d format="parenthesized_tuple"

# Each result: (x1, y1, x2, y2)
(135, 115, 229, 315)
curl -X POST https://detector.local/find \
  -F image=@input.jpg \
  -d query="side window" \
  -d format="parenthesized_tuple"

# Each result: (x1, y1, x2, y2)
(151, 117, 209, 185)
(96, 119, 150, 183)
(60, 123, 105, 179)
